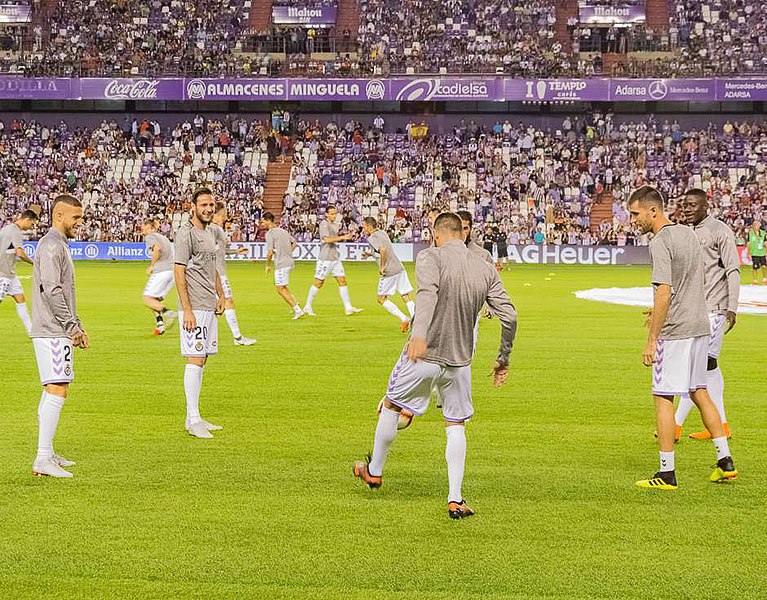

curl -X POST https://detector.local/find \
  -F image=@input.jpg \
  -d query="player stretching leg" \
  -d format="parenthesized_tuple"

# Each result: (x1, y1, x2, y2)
(31, 195, 89, 478)
(262, 212, 303, 319)
(212, 202, 256, 346)
(0, 207, 39, 335)
(304, 204, 362, 316)
(354, 213, 518, 519)
(361, 217, 414, 332)
(141, 219, 177, 336)
(673, 190, 739, 441)
(628, 186, 737, 490)
(174, 188, 227, 438)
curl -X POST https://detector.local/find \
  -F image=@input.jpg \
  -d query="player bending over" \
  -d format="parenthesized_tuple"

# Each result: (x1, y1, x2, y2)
(142, 219, 177, 336)
(263, 212, 304, 319)
(361, 217, 414, 332)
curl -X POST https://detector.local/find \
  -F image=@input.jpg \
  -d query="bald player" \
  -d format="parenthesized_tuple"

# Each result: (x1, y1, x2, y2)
(361, 217, 414, 332)
(354, 212, 518, 519)
(175, 188, 227, 439)
(263, 211, 304, 319)
(0, 208, 38, 335)
(142, 219, 177, 336)
(628, 186, 737, 490)
(30, 195, 88, 478)
(211, 202, 256, 346)
(674, 189, 739, 440)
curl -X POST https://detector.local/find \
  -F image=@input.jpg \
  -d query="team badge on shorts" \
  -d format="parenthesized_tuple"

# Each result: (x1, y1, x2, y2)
(64, 366, 71, 376)
(195, 341, 204, 351)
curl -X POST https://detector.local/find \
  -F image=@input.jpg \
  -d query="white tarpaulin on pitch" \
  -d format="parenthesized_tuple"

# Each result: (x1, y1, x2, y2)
(575, 286, 767, 315)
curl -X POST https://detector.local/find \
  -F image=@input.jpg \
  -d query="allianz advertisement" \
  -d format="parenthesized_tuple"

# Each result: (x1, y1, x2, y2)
(21, 242, 650, 265)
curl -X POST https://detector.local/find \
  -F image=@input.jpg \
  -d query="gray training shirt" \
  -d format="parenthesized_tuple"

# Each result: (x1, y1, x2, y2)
(367, 230, 404, 277)
(211, 223, 229, 276)
(412, 239, 517, 367)
(0, 223, 23, 278)
(265, 227, 296, 270)
(31, 228, 83, 338)
(649, 224, 710, 341)
(319, 220, 341, 261)
(174, 222, 218, 311)
(468, 240, 494, 265)
(693, 215, 740, 314)
(145, 232, 173, 273)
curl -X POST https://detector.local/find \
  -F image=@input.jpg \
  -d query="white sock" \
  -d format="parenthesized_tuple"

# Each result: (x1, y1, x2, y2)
(713, 436, 730, 460)
(707, 366, 726, 423)
(382, 299, 408, 322)
(184, 364, 203, 425)
(446, 425, 467, 502)
(405, 300, 415, 317)
(368, 406, 400, 476)
(37, 391, 45, 421)
(339, 285, 353, 310)
(659, 450, 675, 473)
(306, 285, 320, 309)
(36, 392, 65, 462)
(15, 302, 32, 335)
(293, 304, 302, 315)
(224, 308, 241, 339)
(675, 394, 694, 427)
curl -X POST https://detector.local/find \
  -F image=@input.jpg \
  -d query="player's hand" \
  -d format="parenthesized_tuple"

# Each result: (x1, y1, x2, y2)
(379, 269, 385, 276)
(236, 247, 248, 256)
(184, 311, 197, 332)
(146, 265, 154, 275)
(215, 297, 226, 316)
(265, 264, 272, 275)
(72, 330, 89, 350)
(642, 309, 653, 328)
(642, 337, 658, 366)
(406, 336, 427, 362)
(490, 361, 508, 387)
(725, 310, 737, 334)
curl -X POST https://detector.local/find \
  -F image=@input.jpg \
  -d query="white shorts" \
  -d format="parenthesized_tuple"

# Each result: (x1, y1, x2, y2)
(143, 270, 175, 299)
(707, 312, 726, 359)
(274, 266, 292, 287)
(32, 337, 74, 385)
(385, 350, 473, 422)
(0, 275, 24, 298)
(652, 336, 709, 396)
(314, 260, 345, 281)
(220, 274, 233, 300)
(377, 271, 414, 297)
(179, 310, 219, 357)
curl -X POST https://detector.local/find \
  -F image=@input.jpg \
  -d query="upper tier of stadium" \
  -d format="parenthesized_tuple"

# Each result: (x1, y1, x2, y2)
(0, 0, 764, 77)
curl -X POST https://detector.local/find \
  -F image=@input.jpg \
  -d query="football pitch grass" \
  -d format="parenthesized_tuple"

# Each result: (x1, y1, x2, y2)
(0, 261, 765, 599)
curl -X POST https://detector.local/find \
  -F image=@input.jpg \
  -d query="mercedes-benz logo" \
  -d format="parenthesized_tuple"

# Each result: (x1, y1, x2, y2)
(648, 80, 668, 100)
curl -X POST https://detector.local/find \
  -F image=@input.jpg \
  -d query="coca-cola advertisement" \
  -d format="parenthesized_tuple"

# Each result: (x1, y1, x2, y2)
(78, 78, 185, 100)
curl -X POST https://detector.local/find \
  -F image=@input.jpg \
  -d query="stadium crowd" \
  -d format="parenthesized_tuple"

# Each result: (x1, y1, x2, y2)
(3, 114, 765, 249)
(2, 0, 767, 77)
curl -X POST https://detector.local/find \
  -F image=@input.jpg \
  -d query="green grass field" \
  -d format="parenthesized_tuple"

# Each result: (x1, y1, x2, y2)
(0, 261, 765, 599)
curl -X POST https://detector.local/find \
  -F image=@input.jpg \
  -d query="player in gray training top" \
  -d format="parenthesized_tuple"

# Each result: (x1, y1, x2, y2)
(174, 188, 227, 439)
(361, 217, 415, 332)
(456, 210, 494, 265)
(263, 211, 304, 319)
(142, 219, 177, 336)
(211, 202, 255, 346)
(628, 186, 738, 491)
(30, 195, 89, 478)
(354, 212, 517, 520)
(304, 204, 363, 316)
(0, 207, 39, 335)
(674, 189, 740, 441)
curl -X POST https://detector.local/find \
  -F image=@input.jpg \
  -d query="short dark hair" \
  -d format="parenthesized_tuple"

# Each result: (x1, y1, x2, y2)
(363, 217, 377, 228)
(433, 212, 463, 235)
(20, 210, 39, 221)
(326, 203, 337, 211)
(685, 188, 708, 204)
(52, 194, 82, 212)
(215, 201, 226, 213)
(262, 212, 275, 222)
(192, 187, 213, 204)
(628, 186, 664, 209)
(143, 218, 158, 228)
(456, 210, 473, 226)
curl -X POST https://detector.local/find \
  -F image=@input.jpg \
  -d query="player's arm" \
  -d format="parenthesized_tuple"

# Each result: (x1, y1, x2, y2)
(485, 269, 518, 387)
(225, 245, 248, 256)
(214, 271, 226, 315)
(644, 284, 671, 366)
(408, 251, 439, 361)
(39, 244, 83, 339)
(378, 245, 388, 275)
(173, 229, 196, 331)
(720, 228, 740, 332)
(147, 245, 160, 274)
(323, 233, 352, 243)
(265, 248, 274, 273)
(15, 246, 33, 265)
